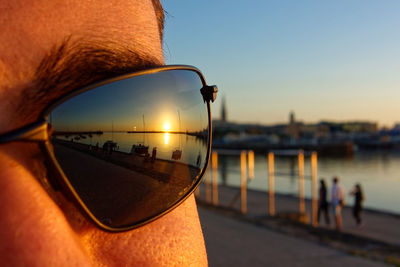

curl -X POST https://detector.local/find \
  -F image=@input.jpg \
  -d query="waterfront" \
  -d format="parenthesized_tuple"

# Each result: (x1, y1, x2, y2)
(58, 132, 207, 168)
(215, 151, 400, 215)
(197, 187, 400, 266)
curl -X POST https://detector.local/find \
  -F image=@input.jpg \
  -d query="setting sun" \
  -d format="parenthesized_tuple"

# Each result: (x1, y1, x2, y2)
(164, 122, 171, 132)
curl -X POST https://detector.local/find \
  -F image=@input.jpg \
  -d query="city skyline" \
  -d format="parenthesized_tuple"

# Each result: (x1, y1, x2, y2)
(163, 1, 400, 127)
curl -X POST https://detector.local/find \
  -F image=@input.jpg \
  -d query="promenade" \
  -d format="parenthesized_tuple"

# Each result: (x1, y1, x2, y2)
(198, 206, 387, 267)
(196, 184, 400, 266)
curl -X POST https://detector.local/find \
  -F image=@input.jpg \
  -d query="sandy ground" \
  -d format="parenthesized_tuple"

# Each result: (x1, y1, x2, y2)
(196, 184, 400, 246)
(52, 140, 200, 228)
(196, 184, 400, 266)
(198, 206, 388, 267)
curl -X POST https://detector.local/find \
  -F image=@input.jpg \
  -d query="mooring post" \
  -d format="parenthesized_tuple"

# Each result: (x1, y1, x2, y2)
(212, 151, 219, 206)
(311, 151, 318, 227)
(240, 150, 247, 214)
(248, 150, 254, 180)
(298, 150, 305, 214)
(268, 152, 275, 216)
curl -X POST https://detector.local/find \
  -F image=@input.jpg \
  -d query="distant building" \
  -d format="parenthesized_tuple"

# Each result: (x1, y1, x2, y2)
(286, 111, 300, 139)
(221, 96, 227, 122)
(289, 111, 295, 124)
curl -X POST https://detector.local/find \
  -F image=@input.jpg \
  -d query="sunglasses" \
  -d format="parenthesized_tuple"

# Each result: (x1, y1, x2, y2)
(0, 65, 217, 232)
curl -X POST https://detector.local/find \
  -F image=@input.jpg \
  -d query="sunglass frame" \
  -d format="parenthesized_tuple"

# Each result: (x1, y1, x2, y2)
(0, 65, 215, 232)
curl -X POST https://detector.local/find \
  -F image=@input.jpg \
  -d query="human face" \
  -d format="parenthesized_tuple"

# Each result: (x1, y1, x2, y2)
(0, 1, 208, 266)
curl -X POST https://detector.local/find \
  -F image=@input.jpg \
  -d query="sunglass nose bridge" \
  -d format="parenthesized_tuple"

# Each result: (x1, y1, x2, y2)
(200, 85, 218, 103)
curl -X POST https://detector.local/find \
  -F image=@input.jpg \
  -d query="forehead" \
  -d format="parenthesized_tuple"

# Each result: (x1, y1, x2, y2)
(0, 0, 162, 81)
(0, 0, 163, 129)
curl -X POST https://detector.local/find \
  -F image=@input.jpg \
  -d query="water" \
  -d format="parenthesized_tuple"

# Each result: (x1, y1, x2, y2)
(56, 131, 400, 214)
(60, 132, 207, 168)
(216, 151, 400, 215)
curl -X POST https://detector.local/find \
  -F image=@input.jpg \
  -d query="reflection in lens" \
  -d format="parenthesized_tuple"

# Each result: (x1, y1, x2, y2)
(164, 133, 170, 145)
(49, 70, 209, 229)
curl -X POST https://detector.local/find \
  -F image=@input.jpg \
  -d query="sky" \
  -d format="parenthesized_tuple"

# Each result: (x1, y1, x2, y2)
(162, 1, 400, 128)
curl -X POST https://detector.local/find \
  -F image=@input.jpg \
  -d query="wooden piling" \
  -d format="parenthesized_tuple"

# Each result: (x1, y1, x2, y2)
(248, 150, 255, 180)
(212, 151, 219, 206)
(240, 150, 247, 214)
(311, 151, 318, 227)
(298, 150, 305, 214)
(268, 152, 275, 216)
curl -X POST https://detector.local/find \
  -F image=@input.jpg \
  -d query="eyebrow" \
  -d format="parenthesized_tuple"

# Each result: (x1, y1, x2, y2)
(152, 0, 165, 40)
(17, 1, 166, 121)
(18, 37, 163, 119)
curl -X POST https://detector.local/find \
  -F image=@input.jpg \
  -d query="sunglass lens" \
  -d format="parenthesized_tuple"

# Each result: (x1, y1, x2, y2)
(49, 69, 209, 229)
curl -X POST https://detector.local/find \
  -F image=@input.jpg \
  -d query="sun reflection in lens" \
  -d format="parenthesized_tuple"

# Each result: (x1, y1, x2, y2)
(164, 122, 171, 132)
(164, 133, 170, 145)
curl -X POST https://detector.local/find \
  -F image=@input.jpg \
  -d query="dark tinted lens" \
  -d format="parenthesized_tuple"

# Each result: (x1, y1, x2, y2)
(49, 69, 209, 229)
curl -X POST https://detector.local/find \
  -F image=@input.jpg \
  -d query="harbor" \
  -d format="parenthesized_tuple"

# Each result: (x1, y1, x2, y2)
(196, 184, 400, 266)
(195, 149, 400, 266)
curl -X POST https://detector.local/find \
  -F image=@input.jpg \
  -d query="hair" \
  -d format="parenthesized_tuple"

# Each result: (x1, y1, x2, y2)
(16, 36, 162, 122)
(356, 183, 362, 192)
(13, 2, 166, 124)
(151, 0, 165, 40)
(333, 176, 339, 183)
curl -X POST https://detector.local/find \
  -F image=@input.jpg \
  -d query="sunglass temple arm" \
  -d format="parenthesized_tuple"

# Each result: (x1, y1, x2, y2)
(201, 85, 218, 103)
(0, 121, 50, 144)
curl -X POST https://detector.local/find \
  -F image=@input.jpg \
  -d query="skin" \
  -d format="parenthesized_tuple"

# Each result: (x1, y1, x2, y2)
(0, 1, 208, 266)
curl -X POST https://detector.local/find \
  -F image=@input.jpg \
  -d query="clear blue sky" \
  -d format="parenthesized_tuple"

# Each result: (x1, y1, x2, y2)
(162, 1, 400, 127)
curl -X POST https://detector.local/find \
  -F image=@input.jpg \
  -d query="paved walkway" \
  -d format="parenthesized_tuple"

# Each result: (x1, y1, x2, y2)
(198, 206, 387, 267)
(196, 184, 400, 247)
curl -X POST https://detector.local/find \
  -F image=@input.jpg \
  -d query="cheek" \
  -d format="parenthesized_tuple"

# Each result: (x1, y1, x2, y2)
(0, 147, 91, 265)
(0, 143, 207, 266)
(79, 195, 208, 267)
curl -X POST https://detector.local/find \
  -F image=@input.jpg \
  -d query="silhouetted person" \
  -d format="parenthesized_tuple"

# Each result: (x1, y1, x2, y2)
(350, 183, 364, 226)
(317, 179, 330, 225)
(151, 147, 157, 163)
(331, 176, 345, 231)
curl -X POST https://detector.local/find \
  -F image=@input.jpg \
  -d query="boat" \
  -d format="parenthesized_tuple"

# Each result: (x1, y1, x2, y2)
(103, 140, 117, 151)
(131, 144, 149, 155)
(131, 115, 149, 155)
(171, 149, 182, 160)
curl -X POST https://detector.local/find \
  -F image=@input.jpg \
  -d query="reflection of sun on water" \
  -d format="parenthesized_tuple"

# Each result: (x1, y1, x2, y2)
(164, 133, 170, 145)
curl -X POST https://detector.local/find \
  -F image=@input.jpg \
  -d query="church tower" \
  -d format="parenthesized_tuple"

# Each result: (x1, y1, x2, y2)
(286, 111, 299, 139)
(289, 111, 295, 124)
(221, 96, 227, 122)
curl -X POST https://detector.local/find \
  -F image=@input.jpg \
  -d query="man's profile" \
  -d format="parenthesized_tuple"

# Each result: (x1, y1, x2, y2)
(0, 1, 208, 265)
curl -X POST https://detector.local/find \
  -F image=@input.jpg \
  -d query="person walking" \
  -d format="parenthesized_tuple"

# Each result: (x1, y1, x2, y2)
(350, 183, 364, 226)
(331, 176, 345, 231)
(317, 179, 330, 225)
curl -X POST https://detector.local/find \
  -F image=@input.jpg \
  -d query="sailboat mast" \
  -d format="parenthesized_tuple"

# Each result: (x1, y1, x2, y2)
(142, 114, 145, 145)
(112, 120, 114, 141)
(178, 110, 181, 148)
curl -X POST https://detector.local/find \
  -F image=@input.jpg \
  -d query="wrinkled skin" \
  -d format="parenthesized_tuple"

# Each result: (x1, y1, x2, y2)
(0, 1, 208, 266)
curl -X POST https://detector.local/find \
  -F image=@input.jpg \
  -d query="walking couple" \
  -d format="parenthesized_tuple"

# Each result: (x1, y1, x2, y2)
(319, 176, 361, 231)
